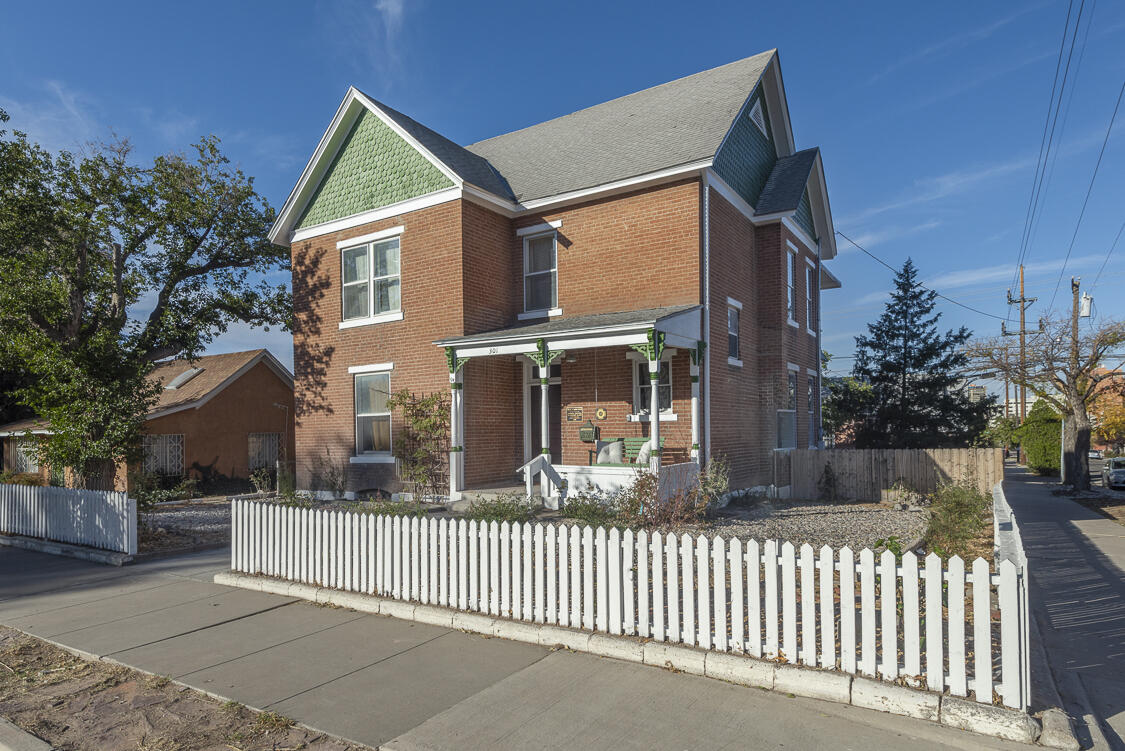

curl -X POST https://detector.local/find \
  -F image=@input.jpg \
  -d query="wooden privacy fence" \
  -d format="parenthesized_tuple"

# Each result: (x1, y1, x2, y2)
(785, 448, 1004, 502)
(0, 483, 137, 555)
(231, 499, 1030, 709)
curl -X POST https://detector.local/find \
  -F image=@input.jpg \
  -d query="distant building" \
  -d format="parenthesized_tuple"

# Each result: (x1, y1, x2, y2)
(967, 384, 987, 403)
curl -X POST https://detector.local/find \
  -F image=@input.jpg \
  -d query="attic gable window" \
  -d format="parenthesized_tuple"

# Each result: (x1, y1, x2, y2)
(748, 98, 768, 138)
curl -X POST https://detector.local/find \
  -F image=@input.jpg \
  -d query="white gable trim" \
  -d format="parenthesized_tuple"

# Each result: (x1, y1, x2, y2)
(807, 151, 837, 259)
(292, 188, 460, 244)
(146, 351, 294, 420)
(336, 225, 405, 249)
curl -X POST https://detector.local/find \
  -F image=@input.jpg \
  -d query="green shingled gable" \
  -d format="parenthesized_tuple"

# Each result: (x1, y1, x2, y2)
(795, 187, 816, 240)
(296, 109, 455, 230)
(711, 86, 776, 208)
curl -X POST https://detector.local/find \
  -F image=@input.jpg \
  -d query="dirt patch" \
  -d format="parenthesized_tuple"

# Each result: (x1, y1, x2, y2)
(1070, 491, 1125, 526)
(139, 502, 231, 555)
(0, 627, 367, 750)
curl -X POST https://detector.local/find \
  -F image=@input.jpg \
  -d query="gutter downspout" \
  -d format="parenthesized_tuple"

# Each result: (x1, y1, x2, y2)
(702, 170, 712, 464)
(816, 239, 823, 448)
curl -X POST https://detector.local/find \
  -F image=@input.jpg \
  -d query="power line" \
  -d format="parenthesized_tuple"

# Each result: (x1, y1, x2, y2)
(1047, 75, 1125, 311)
(835, 230, 1008, 321)
(1011, 0, 1083, 306)
(1091, 217, 1125, 291)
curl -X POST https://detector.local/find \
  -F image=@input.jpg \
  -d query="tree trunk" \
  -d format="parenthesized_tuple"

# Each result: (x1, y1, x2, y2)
(1062, 408, 1091, 491)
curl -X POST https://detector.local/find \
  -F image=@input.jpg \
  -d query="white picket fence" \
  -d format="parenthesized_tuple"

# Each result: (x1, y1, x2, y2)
(231, 499, 1030, 709)
(0, 483, 137, 555)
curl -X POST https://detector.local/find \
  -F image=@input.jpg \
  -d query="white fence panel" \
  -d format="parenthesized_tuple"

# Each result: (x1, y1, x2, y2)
(0, 483, 136, 554)
(229, 499, 1030, 710)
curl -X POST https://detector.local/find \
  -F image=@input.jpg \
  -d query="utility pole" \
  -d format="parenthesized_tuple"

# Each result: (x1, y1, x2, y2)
(1005, 265, 1037, 422)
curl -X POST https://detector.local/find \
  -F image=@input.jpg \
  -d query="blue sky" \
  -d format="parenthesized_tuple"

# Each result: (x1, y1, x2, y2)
(3, 1, 1124, 397)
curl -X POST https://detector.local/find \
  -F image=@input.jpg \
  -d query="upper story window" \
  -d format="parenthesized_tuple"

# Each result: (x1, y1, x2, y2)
(523, 231, 557, 313)
(806, 264, 817, 332)
(341, 236, 401, 322)
(726, 296, 742, 366)
(786, 245, 799, 325)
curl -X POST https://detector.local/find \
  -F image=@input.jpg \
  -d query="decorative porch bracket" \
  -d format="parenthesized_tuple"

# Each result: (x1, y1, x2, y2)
(445, 346, 470, 375)
(629, 329, 666, 473)
(628, 328, 665, 362)
(526, 338, 565, 371)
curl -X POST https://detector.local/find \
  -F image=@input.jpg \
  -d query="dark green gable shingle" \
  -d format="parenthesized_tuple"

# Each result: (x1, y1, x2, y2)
(711, 86, 776, 209)
(296, 109, 454, 230)
(794, 187, 816, 240)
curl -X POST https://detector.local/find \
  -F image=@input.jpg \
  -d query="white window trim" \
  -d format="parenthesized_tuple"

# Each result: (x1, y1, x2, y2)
(354, 372, 393, 459)
(335, 225, 404, 249)
(805, 262, 817, 337)
(523, 230, 558, 314)
(785, 242, 799, 327)
(626, 352, 676, 419)
(726, 299, 742, 365)
(726, 296, 743, 310)
(516, 219, 562, 237)
(348, 362, 394, 375)
(727, 357, 744, 368)
(517, 307, 563, 321)
(339, 310, 404, 330)
(340, 235, 402, 327)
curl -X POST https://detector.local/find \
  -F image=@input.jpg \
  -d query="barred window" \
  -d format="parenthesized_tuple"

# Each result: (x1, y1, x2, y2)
(143, 434, 184, 476)
(248, 432, 281, 470)
(14, 439, 38, 474)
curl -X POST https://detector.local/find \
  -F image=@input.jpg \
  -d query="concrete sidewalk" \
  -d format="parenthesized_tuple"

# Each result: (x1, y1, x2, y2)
(1004, 466, 1125, 750)
(0, 546, 1026, 750)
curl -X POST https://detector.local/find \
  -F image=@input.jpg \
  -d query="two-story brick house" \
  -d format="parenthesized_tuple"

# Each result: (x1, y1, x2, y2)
(271, 49, 840, 500)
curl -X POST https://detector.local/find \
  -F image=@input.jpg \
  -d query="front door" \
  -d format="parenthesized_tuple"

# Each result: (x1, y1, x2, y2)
(527, 363, 562, 464)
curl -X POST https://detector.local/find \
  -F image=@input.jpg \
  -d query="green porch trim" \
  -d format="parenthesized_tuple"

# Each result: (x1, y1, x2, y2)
(691, 375, 700, 383)
(629, 328, 665, 362)
(450, 446, 463, 452)
(527, 338, 565, 369)
(450, 382, 463, 390)
(540, 448, 551, 455)
(691, 443, 700, 450)
(296, 109, 454, 229)
(445, 347, 470, 374)
(689, 340, 707, 366)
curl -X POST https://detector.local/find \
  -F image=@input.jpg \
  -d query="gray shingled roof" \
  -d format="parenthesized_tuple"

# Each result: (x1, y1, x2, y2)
(755, 148, 818, 216)
(436, 305, 700, 346)
(466, 51, 775, 202)
(362, 94, 517, 201)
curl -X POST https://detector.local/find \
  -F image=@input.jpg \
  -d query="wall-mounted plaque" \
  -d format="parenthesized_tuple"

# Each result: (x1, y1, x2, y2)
(566, 406, 583, 422)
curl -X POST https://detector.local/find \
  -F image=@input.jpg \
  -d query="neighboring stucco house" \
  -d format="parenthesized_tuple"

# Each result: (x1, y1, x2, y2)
(272, 49, 841, 501)
(0, 349, 295, 491)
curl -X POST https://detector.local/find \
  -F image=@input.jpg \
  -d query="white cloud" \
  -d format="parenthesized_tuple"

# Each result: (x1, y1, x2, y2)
(844, 219, 941, 252)
(924, 253, 1105, 291)
(0, 80, 101, 152)
(321, 0, 411, 89)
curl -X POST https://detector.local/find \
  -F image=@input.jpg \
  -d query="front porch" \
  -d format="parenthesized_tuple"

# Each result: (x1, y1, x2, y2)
(436, 306, 706, 506)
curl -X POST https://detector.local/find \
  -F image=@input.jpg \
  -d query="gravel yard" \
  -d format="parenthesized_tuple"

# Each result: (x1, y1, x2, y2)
(708, 499, 929, 551)
(139, 501, 231, 554)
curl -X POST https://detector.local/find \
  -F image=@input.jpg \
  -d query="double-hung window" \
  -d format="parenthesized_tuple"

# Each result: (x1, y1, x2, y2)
(634, 362, 672, 416)
(806, 264, 817, 332)
(523, 231, 557, 313)
(786, 245, 799, 324)
(727, 303, 741, 360)
(777, 371, 798, 449)
(355, 373, 391, 455)
(342, 236, 401, 322)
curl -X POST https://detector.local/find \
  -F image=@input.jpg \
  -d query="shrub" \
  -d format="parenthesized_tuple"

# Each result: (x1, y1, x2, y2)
(386, 389, 450, 499)
(465, 493, 537, 524)
(817, 462, 839, 502)
(249, 467, 274, 494)
(129, 472, 197, 514)
(1018, 400, 1061, 476)
(561, 488, 617, 527)
(351, 498, 428, 518)
(922, 480, 991, 559)
(308, 448, 348, 498)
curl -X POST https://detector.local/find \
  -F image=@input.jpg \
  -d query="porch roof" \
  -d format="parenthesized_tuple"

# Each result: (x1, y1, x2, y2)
(435, 305, 702, 358)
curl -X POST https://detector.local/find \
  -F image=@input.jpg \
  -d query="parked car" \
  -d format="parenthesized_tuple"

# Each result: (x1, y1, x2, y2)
(1089, 449, 1104, 459)
(1103, 458, 1125, 490)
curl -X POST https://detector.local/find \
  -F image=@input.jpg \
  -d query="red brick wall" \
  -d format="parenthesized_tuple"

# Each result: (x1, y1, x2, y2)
(511, 179, 702, 318)
(144, 360, 295, 484)
(291, 200, 464, 493)
(707, 190, 821, 489)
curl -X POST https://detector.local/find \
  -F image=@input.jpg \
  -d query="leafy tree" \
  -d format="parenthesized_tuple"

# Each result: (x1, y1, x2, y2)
(1017, 400, 1061, 476)
(821, 375, 873, 446)
(851, 259, 993, 448)
(0, 109, 289, 486)
(1093, 398, 1125, 452)
(978, 414, 1021, 449)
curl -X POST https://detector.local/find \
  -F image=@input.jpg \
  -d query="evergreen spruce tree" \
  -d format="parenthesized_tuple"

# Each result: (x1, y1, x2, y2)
(852, 259, 993, 448)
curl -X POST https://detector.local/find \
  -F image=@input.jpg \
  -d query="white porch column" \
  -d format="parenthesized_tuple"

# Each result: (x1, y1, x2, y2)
(539, 364, 551, 498)
(449, 369, 463, 499)
(690, 347, 701, 464)
(649, 358, 662, 474)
